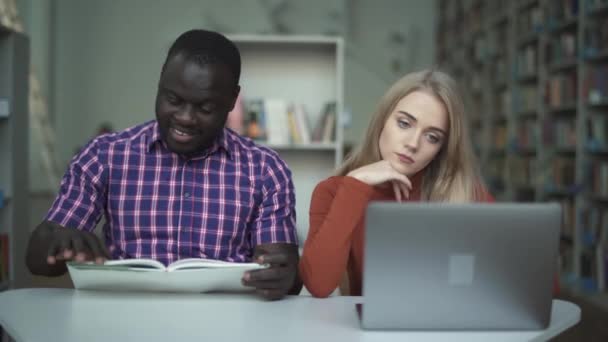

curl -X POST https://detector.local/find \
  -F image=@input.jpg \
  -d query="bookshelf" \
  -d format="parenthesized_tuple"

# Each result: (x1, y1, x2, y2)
(227, 34, 344, 243)
(0, 23, 29, 291)
(437, 0, 608, 299)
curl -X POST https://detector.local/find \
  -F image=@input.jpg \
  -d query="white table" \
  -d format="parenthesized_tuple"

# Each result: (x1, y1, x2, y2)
(0, 288, 580, 342)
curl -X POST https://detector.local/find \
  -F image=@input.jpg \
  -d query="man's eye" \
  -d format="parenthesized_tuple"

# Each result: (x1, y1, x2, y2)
(166, 94, 182, 105)
(199, 103, 218, 113)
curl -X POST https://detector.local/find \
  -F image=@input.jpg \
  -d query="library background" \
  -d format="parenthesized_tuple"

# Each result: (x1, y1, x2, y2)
(438, 0, 608, 339)
(1, 0, 608, 340)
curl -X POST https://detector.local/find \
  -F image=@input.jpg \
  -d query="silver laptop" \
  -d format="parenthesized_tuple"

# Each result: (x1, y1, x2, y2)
(359, 202, 561, 330)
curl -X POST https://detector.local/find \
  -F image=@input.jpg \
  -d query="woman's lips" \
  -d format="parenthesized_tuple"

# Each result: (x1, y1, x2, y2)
(396, 153, 414, 164)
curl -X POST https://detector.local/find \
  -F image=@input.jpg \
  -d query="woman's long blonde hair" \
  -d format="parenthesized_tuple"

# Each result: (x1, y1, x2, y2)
(337, 69, 484, 202)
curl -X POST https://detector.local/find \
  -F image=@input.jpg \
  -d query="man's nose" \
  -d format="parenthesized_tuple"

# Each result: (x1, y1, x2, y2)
(174, 105, 196, 123)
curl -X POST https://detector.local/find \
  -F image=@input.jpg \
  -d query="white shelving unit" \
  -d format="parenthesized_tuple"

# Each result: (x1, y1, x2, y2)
(228, 34, 345, 242)
(0, 23, 29, 290)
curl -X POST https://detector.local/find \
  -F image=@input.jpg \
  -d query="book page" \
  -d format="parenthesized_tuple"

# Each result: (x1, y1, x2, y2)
(167, 258, 266, 272)
(105, 259, 166, 270)
(68, 259, 166, 271)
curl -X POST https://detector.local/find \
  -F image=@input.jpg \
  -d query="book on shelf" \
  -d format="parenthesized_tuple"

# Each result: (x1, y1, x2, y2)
(486, 157, 506, 186)
(464, 2, 483, 36)
(584, 0, 608, 16)
(584, 16, 608, 58)
(264, 98, 291, 145)
(544, 117, 577, 148)
(491, 56, 508, 85)
(67, 258, 267, 293)
(591, 160, 608, 197)
(548, 32, 577, 66)
(597, 247, 608, 291)
(547, 0, 579, 27)
(488, 26, 509, 59)
(578, 205, 608, 291)
(312, 102, 337, 144)
(487, 0, 508, 16)
(517, 5, 543, 37)
(467, 71, 483, 96)
(587, 115, 608, 148)
(516, 45, 537, 77)
(579, 248, 602, 292)
(0, 233, 7, 283)
(506, 156, 537, 188)
(547, 71, 578, 108)
(584, 65, 608, 104)
(0, 98, 9, 118)
(471, 36, 486, 64)
(239, 98, 336, 146)
(291, 103, 312, 144)
(547, 158, 576, 189)
(557, 198, 576, 238)
(286, 107, 301, 144)
(514, 119, 538, 149)
(497, 89, 512, 117)
(244, 98, 267, 141)
(580, 206, 608, 248)
(515, 84, 538, 113)
(492, 124, 507, 149)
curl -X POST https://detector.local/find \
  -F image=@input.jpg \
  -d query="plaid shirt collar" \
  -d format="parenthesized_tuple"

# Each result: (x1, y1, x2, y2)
(147, 120, 233, 160)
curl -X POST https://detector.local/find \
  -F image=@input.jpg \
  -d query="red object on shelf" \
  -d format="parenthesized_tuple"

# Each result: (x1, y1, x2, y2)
(0, 234, 8, 280)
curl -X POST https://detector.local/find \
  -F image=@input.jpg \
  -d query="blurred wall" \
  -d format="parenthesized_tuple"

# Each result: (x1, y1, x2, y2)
(18, 0, 436, 190)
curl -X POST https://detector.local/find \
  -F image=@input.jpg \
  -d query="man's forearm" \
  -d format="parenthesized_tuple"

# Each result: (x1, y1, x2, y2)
(25, 221, 68, 277)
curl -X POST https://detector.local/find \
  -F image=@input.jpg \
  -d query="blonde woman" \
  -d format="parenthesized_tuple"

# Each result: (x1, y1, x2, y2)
(299, 69, 495, 298)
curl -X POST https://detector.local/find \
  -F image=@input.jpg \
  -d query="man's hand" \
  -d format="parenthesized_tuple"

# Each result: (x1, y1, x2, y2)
(241, 243, 301, 300)
(26, 221, 110, 277)
(46, 228, 110, 265)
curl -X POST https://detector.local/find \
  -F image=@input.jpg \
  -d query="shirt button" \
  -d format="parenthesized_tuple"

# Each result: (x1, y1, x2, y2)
(184, 192, 191, 198)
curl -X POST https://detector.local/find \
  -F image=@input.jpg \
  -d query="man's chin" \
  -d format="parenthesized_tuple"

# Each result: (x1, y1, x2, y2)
(166, 141, 199, 156)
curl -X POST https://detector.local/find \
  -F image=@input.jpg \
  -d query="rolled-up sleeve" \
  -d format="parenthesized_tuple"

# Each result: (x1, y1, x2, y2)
(45, 138, 107, 232)
(250, 154, 298, 246)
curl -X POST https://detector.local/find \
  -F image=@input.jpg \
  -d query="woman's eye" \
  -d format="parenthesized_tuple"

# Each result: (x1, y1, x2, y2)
(427, 134, 441, 144)
(397, 119, 410, 128)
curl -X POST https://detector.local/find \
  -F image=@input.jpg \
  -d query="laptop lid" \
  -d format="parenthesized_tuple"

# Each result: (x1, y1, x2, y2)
(360, 202, 561, 330)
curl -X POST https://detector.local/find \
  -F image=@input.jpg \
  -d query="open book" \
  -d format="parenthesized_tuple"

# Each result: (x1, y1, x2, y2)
(67, 258, 267, 293)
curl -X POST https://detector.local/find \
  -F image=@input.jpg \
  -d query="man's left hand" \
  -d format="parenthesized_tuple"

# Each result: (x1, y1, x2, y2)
(242, 243, 301, 300)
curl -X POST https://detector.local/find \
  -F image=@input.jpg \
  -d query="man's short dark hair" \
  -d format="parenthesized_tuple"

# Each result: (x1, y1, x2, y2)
(163, 29, 241, 85)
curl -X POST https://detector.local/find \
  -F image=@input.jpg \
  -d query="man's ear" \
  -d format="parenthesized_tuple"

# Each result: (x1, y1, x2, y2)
(228, 85, 241, 112)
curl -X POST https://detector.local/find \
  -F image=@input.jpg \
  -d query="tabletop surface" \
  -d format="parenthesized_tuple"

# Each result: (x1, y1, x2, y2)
(0, 288, 581, 342)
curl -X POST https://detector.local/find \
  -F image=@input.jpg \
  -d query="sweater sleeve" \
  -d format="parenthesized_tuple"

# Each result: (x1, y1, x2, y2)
(299, 176, 375, 298)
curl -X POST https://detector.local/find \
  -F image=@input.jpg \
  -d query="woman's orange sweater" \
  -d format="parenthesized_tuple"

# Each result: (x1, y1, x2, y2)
(299, 174, 503, 298)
